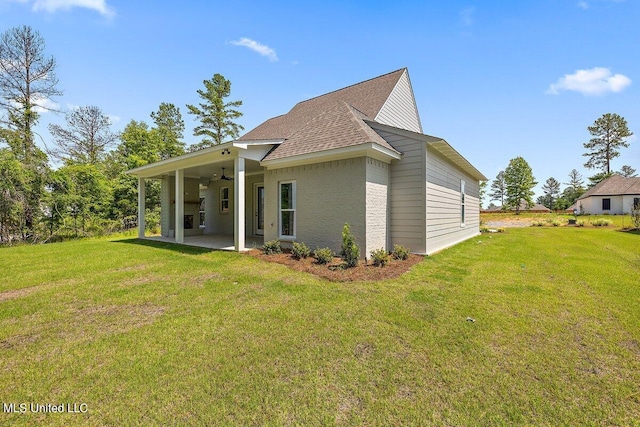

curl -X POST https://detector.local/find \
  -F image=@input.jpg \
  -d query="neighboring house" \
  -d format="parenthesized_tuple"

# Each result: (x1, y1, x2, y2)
(575, 175, 640, 214)
(482, 203, 551, 213)
(128, 68, 487, 256)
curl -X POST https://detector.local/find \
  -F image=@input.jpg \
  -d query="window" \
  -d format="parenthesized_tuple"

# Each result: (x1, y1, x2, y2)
(279, 181, 296, 238)
(199, 197, 205, 228)
(634, 198, 640, 209)
(460, 180, 466, 227)
(602, 198, 611, 211)
(220, 187, 229, 213)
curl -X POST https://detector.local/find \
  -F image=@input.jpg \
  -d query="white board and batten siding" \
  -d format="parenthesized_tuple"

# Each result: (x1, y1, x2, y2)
(425, 145, 480, 255)
(375, 70, 423, 134)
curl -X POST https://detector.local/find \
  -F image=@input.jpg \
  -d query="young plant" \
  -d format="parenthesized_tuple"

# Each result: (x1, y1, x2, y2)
(392, 244, 410, 261)
(370, 248, 391, 267)
(313, 247, 333, 265)
(261, 240, 282, 255)
(341, 223, 360, 268)
(291, 241, 310, 259)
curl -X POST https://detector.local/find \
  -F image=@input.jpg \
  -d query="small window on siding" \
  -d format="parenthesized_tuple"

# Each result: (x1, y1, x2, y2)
(633, 198, 640, 209)
(220, 187, 229, 213)
(279, 181, 296, 239)
(461, 180, 466, 227)
(602, 198, 611, 211)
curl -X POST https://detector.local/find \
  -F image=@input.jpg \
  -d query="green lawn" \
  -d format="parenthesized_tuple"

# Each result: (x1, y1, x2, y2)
(1, 227, 639, 426)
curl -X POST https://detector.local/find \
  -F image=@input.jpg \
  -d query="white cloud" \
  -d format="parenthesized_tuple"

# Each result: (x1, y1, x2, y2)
(107, 114, 120, 124)
(459, 7, 475, 26)
(5, 0, 114, 17)
(230, 38, 278, 62)
(547, 67, 631, 96)
(11, 94, 59, 113)
(577, 1, 589, 9)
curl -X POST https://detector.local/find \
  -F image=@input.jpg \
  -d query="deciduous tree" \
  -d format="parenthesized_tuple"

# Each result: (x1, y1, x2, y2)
(504, 157, 537, 214)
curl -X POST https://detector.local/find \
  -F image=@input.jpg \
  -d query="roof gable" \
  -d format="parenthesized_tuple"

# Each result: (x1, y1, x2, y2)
(239, 69, 408, 159)
(374, 69, 422, 133)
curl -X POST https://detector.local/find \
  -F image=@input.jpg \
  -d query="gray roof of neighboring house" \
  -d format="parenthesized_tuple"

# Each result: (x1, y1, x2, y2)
(578, 175, 640, 199)
(239, 69, 406, 161)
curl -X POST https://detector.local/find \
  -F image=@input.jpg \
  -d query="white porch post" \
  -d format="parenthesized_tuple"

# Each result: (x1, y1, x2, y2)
(137, 177, 145, 239)
(234, 156, 245, 251)
(175, 169, 184, 243)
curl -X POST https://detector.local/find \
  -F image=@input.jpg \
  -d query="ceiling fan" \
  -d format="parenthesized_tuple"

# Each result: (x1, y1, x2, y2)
(218, 167, 233, 181)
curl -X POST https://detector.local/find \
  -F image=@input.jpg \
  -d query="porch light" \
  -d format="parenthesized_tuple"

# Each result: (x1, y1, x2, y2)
(221, 148, 231, 155)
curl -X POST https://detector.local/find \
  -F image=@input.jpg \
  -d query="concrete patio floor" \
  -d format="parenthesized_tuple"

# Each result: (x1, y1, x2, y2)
(144, 234, 263, 251)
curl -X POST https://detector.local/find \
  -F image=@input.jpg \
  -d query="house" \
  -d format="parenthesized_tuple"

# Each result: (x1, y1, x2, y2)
(575, 174, 640, 214)
(127, 68, 487, 256)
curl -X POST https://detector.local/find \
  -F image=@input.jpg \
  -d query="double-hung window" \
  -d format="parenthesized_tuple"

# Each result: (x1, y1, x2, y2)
(602, 198, 611, 211)
(220, 187, 229, 213)
(279, 181, 296, 239)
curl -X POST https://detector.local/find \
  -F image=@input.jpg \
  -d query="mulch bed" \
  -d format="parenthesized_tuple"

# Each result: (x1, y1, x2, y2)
(245, 249, 424, 282)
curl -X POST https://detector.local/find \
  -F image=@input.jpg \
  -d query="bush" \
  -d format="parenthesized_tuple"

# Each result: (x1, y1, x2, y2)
(340, 223, 360, 268)
(392, 244, 410, 260)
(531, 220, 545, 227)
(592, 218, 612, 227)
(291, 241, 310, 259)
(262, 239, 282, 255)
(550, 219, 561, 227)
(576, 220, 585, 227)
(313, 247, 333, 265)
(370, 248, 391, 267)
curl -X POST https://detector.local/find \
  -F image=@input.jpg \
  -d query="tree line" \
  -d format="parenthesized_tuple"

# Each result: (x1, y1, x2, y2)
(486, 113, 635, 213)
(0, 25, 243, 244)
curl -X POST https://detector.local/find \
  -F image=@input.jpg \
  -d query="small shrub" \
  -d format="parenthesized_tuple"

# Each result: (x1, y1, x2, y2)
(550, 219, 561, 227)
(262, 239, 282, 255)
(576, 220, 585, 227)
(291, 241, 310, 259)
(497, 228, 506, 233)
(392, 244, 410, 260)
(631, 204, 640, 229)
(341, 223, 360, 268)
(370, 248, 391, 267)
(313, 247, 334, 265)
(531, 220, 545, 227)
(592, 218, 612, 227)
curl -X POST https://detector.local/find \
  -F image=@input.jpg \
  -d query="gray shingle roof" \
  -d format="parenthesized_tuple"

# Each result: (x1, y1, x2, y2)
(238, 69, 406, 160)
(578, 175, 640, 199)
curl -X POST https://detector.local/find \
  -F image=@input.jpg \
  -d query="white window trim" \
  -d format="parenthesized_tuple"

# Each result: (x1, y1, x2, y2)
(220, 187, 229, 214)
(279, 181, 296, 240)
(460, 180, 466, 227)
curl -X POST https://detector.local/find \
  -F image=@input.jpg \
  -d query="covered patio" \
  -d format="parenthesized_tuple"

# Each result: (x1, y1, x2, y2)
(127, 139, 282, 251)
(145, 234, 263, 251)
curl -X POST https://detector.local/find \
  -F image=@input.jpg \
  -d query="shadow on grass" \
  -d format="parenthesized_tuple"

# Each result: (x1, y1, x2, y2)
(617, 228, 640, 235)
(112, 238, 215, 255)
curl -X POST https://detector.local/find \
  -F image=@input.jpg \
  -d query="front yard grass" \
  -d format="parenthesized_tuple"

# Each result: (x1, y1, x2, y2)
(0, 226, 638, 425)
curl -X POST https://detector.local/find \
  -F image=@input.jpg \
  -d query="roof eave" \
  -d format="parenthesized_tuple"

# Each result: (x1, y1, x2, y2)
(261, 142, 401, 170)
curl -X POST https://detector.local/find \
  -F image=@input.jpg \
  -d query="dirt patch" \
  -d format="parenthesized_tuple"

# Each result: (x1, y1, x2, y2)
(485, 218, 534, 228)
(245, 249, 423, 282)
(0, 285, 45, 302)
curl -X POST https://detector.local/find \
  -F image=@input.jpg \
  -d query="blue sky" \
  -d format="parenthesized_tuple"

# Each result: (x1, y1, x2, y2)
(1, 0, 638, 200)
